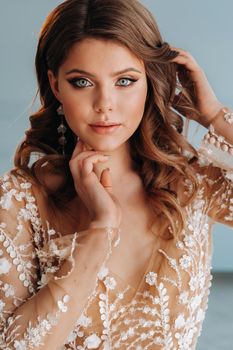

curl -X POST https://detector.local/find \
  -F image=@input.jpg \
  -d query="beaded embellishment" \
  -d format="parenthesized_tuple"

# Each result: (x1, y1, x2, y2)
(203, 124, 233, 155)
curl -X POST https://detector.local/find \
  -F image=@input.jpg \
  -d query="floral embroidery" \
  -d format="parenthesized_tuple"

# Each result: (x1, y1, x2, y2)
(0, 257, 12, 274)
(84, 333, 102, 349)
(0, 124, 233, 349)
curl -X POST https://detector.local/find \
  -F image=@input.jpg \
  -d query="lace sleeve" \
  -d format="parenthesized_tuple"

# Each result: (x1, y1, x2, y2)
(193, 109, 233, 227)
(0, 170, 120, 349)
(0, 171, 43, 347)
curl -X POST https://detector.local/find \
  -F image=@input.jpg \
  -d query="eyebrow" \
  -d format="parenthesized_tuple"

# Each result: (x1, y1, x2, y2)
(65, 67, 142, 77)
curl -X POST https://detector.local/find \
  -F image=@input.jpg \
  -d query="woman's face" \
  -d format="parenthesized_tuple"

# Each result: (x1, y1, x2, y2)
(48, 38, 148, 152)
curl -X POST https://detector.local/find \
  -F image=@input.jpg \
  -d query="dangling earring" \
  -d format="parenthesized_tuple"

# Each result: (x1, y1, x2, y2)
(57, 105, 67, 155)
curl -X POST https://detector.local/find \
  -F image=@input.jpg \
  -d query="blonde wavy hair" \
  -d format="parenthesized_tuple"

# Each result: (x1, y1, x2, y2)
(14, 0, 200, 239)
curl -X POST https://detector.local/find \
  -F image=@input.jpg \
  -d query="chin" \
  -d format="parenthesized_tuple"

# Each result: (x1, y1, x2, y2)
(88, 140, 123, 153)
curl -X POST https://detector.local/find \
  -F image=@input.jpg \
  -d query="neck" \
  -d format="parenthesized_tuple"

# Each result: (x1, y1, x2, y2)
(93, 141, 137, 184)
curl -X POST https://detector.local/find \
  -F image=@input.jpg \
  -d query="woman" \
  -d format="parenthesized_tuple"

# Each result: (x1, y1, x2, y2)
(0, 0, 232, 349)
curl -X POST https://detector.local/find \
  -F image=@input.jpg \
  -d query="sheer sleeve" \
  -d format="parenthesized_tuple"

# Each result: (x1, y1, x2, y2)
(0, 170, 120, 349)
(192, 113, 233, 227)
(0, 171, 42, 347)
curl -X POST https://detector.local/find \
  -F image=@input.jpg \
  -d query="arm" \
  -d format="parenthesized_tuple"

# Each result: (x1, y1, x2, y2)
(0, 172, 119, 349)
(195, 107, 233, 226)
(169, 47, 233, 227)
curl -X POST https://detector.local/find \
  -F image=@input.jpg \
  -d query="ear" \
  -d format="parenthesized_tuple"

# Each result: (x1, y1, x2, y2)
(47, 69, 62, 102)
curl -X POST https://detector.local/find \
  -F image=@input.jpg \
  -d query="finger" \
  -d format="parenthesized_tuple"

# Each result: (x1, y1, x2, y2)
(81, 154, 110, 177)
(69, 149, 99, 180)
(169, 46, 190, 57)
(100, 168, 113, 194)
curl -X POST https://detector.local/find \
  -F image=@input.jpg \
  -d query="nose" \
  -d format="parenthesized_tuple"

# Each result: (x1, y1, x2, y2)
(93, 87, 114, 114)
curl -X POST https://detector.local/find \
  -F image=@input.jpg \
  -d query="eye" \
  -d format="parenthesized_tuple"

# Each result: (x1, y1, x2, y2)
(68, 78, 92, 88)
(116, 78, 138, 87)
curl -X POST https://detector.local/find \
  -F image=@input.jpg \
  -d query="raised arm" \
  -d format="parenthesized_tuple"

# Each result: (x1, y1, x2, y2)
(196, 107, 233, 227)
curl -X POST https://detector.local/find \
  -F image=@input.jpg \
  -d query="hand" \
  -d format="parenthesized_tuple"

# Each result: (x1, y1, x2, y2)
(69, 139, 122, 228)
(170, 47, 224, 127)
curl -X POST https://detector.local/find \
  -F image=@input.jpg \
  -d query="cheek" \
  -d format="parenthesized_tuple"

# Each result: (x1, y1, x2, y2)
(61, 93, 88, 123)
(126, 85, 147, 120)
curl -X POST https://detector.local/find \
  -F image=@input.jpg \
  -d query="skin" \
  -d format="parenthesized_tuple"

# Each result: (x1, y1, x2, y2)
(48, 38, 148, 187)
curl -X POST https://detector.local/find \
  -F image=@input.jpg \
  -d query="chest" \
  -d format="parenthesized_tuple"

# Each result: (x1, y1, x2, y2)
(102, 198, 161, 290)
(61, 193, 158, 290)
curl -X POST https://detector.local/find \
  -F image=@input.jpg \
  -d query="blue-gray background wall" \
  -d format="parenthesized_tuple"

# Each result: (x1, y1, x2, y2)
(0, 0, 232, 271)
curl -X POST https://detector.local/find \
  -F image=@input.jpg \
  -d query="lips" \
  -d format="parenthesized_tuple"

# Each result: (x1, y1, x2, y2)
(90, 123, 121, 126)
(89, 124, 121, 135)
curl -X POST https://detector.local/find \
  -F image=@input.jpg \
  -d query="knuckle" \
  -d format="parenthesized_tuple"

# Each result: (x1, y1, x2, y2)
(82, 158, 90, 167)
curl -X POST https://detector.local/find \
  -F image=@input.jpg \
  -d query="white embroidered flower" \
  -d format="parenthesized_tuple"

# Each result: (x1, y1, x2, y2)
(152, 296, 160, 304)
(26, 195, 35, 203)
(143, 306, 151, 314)
(196, 309, 205, 322)
(176, 241, 184, 249)
(98, 266, 109, 280)
(104, 276, 116, 290)
(19, 208, 31, 220)
(193, 199, 205, 210)
(3, 283, 15, 297)
(145, 272, 157, 286)
(110, 303, 116, 311)
(175, 314, 186, 329)
(0, 299, 5, 312)
(190, 295, 202, 312)
(184, 235, 195, 248)
(78, 314, 92, 328)
(140, 333, 147, 341)
(128, 327, 135, 336)
(175, 330, 192, 349)
(143, 291, 150, 298)
(0, 257, 12, 274)
(57, 300, 68, 313)
(2, 174, 9, 181)
(40, 319, 52, 332)
(117, 292, 124, 299)
(187, 224, 194, 231)
(20, 182, 32, 189)
(124, 318, 130, 325)
(179, 255, 192, 270)
(17, 224, 23, 232)
(153, 336, 163, 345)
(179, 291, 189, 304)
(27, 325, 43, 345)
(48, 229, 56, 236)
(15, 192, 26, 201)
(0, 190, 16, 209)
(14, 340, 27, 350)
(189, 276, 198, 291)
(84, 333, 102, 349)
(67, 331, 77, 343)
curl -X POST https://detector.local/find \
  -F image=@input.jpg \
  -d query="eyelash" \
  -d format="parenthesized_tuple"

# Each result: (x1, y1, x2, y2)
(67, 77, 138, 89)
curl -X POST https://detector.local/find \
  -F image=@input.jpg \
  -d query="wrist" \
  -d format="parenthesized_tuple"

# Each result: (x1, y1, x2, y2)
(204, 103, 225, 128)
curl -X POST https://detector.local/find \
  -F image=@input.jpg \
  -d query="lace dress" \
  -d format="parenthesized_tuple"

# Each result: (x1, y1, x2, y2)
(0, 126, 233, 350)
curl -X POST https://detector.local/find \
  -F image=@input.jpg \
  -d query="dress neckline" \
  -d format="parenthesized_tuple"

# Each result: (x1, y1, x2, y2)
(108, 238, 158, 295)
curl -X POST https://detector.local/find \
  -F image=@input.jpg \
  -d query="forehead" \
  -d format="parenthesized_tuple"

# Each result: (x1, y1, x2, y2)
(60, 38, 145, 73)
